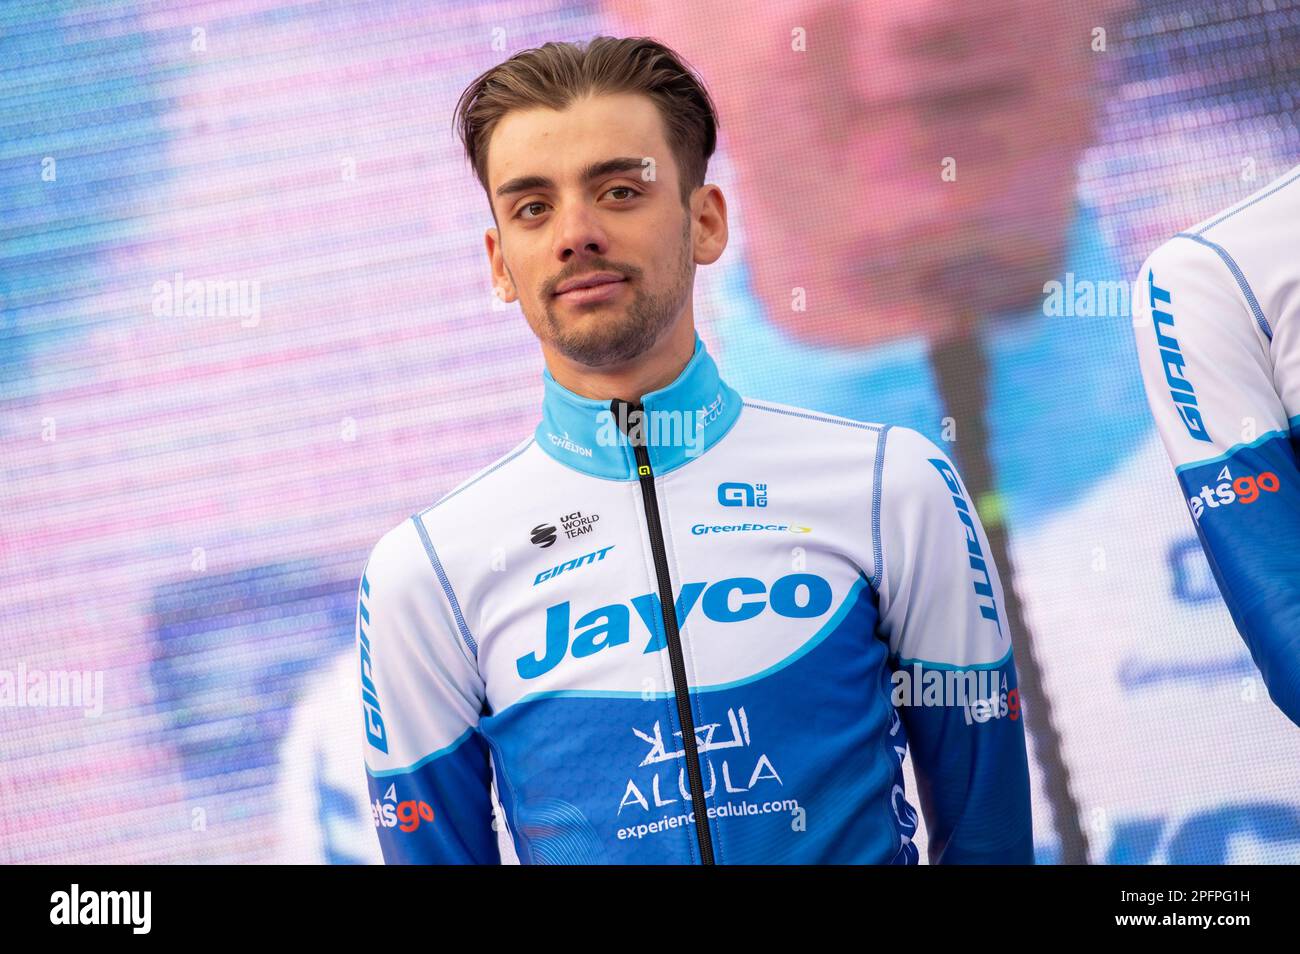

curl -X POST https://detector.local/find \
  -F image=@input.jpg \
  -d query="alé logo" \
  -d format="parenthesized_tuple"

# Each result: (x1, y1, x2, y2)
(1187, 465, 1280, 521)
(517, 572, 833, 679)
(718, 481, 767, 507)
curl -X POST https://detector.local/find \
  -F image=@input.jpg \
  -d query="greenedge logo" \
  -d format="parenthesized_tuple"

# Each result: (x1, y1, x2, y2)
(690, 523, 811, 535)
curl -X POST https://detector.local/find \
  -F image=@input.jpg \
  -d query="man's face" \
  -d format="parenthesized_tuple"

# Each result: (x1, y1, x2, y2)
(484, 92, 701, 368)
(608, 0, 1130, 348)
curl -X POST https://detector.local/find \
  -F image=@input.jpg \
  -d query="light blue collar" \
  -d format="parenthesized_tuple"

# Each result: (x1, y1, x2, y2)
(534, 332, 742, 480)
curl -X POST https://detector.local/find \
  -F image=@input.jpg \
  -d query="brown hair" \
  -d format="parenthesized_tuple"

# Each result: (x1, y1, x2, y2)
(454, 36, 719, 210)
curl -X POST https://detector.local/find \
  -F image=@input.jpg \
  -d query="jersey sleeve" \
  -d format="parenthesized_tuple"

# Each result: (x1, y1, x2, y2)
(1132, 237, 1300, 727)
(356, 517, 501, 863)
(874, 426, 1034, 864)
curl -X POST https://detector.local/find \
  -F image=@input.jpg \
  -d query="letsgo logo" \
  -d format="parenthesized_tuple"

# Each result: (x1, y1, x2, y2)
(371, 799, 435, 832)
(1188, 466, 1280, 521)
(357, 572, 387, 753)
(372, 783, 435, 833)
(517, 572, 834, 679)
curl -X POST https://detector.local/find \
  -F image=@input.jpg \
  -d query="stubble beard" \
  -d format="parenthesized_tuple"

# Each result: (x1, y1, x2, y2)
(540, 217, 693, 368)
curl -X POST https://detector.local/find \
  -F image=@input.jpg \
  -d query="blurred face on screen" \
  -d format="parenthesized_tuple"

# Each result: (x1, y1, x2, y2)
(484, 92, 716, 369)
(609, 0, 1130, 348)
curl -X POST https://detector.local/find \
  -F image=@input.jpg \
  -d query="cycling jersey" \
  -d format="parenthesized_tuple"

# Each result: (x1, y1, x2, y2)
(356, 331, 1033, 863)
(1132, 162, 1300, 727)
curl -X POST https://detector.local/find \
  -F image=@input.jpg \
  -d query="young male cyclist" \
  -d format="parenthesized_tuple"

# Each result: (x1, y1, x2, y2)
(357, 36, 1033, 864)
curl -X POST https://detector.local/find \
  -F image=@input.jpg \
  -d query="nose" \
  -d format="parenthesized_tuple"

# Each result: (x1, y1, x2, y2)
(551, 194, 610, 264)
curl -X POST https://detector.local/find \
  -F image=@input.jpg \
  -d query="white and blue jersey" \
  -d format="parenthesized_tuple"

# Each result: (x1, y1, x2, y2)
(355, 332, 1033, 864)
(1132, 162, 1300, 728)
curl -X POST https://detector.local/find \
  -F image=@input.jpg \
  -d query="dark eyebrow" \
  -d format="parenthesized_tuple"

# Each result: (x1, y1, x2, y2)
(494, 156, 647, 199)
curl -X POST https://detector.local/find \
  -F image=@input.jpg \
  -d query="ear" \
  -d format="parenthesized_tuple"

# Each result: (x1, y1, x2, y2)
(484, 226, 517, 303)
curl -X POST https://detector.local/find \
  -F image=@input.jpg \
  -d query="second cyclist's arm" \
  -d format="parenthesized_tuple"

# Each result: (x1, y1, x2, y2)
(874, 426, 1034, 863)
(1133, 237, 1300, 726)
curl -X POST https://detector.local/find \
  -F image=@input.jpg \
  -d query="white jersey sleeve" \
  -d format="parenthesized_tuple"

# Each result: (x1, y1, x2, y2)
(356, 516, 501, 862)
(874, 425, 1033, 863)
(1131, 163, 1300, 727)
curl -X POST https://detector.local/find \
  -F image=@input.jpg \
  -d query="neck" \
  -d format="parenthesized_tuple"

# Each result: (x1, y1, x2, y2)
(542, 312, 698, 404)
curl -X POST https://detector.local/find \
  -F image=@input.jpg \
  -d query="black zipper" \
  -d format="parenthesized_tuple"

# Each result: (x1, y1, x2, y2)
(613, 398, 715, 865)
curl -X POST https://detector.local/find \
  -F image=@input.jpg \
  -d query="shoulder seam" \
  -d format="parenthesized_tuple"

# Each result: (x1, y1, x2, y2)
(1191, 165, 1300, 236)
(418, 436, 536, 518)
(409, 514, 479, 659)
(742, 399, 886, 432)
(869, 424, 893, 591)
(1171, 233, 1273, 340)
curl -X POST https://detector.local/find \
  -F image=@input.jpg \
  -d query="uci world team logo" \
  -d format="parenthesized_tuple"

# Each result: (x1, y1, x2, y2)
(531, 511, 601, 548)
(718, 481, 767, 507)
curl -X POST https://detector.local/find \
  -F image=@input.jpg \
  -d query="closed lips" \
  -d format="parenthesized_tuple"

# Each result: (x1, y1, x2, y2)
(555, 274, 624, 295)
